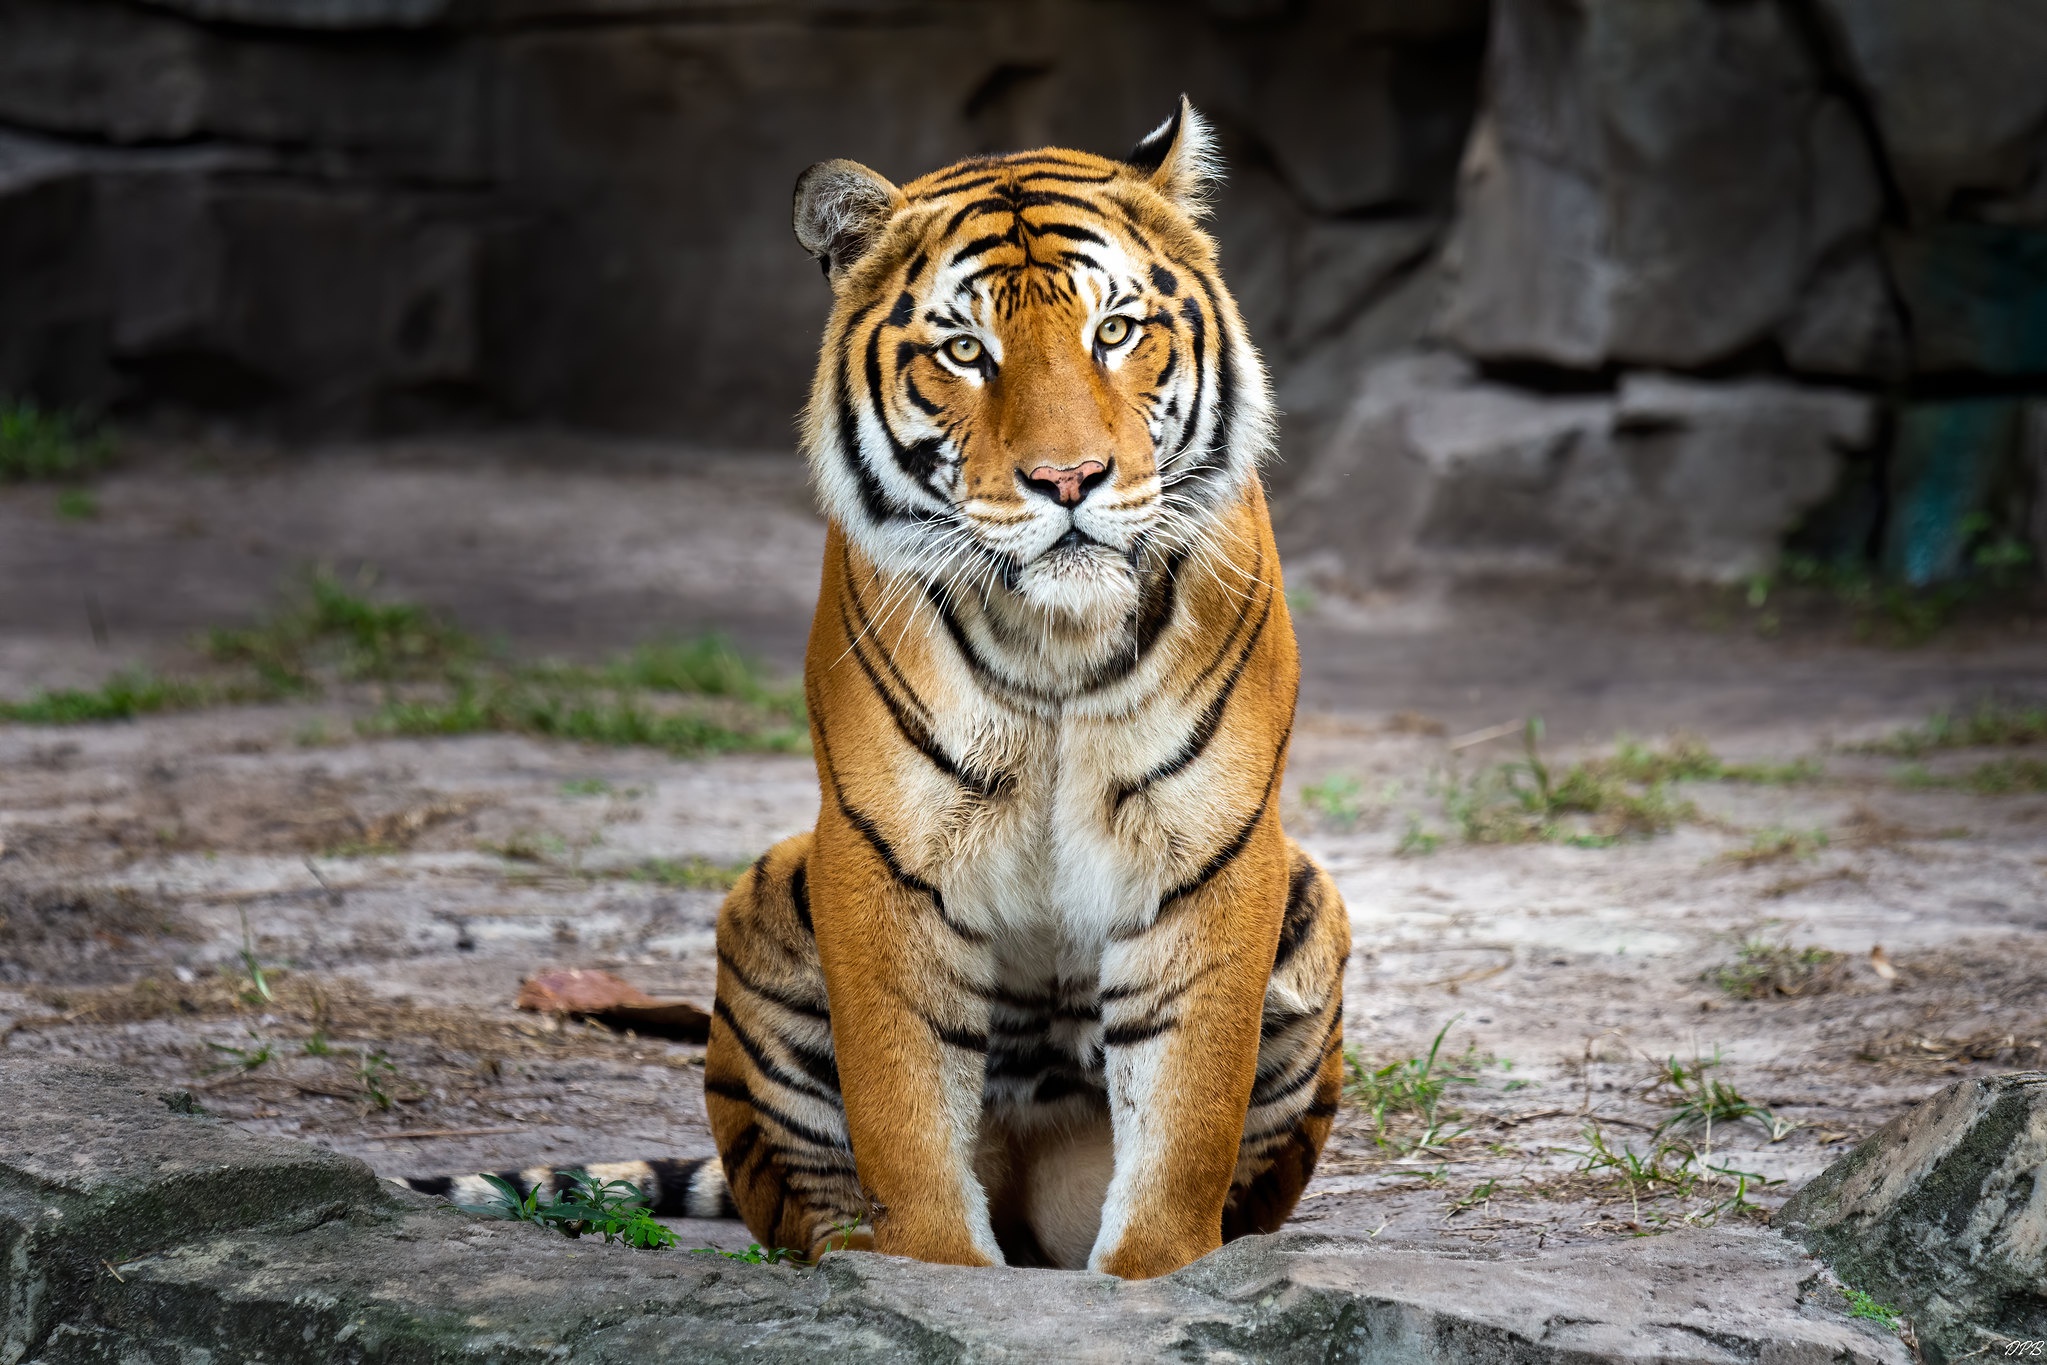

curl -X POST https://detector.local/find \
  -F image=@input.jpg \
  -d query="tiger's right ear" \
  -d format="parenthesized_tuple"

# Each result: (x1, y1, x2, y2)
(793, 159, 904, 287)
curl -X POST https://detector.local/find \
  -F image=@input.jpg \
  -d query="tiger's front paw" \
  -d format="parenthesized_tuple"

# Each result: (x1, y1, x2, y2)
(1089, 1220, 1221, 1280)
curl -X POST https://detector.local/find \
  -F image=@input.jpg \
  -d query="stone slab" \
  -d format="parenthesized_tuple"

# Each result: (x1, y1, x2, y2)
(1, 1056, 1910, 1364)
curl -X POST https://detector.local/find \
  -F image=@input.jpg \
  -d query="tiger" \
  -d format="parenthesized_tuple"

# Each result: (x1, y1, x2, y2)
(397, 97, 1350, 1280)
(703, 97, 1351, 1280)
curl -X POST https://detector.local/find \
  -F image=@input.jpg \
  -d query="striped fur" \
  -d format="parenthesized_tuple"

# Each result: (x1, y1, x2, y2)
(706, 99, 1351, 1279)
(396, 1157, 735, 1220)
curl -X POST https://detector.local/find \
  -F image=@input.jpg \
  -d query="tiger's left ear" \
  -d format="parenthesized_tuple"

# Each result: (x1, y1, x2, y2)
(1123, 95, 1222, 218)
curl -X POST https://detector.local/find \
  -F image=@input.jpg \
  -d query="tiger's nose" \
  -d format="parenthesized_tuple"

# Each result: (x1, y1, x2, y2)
(1022, 460, 1109, 508)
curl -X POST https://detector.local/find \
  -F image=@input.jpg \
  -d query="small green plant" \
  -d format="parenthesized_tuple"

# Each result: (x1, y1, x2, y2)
(1416, 720, 1699, 849)
(1896, 756, 2047, 795)
(1648, 1051, 1794, 1141)
(1839, 1286, 1903, 1334)
(205, 1035, 275, 1071)
(1566, 1126, 1775, 1227)
(302, 1031, 334, 1057)
(628, 856, 752, 891)
(1726, 827, 1829, 867)
(0, 671, 215, 724)
(1395, 819, 1442, 856)
(236, 910, 273, 1007)
(54, 488, 99, 520)
(462, 1170, 679, 1249)
(1445, 1175, 1501, 1218)
(1343, 1017, 1493, 1153)
(1866, 700, 2047, 757)
(206, 569, 478, 691)
(694, 1242, 796, 1263)
(356, 1049, 399, 1110)
(1301, 774, 1364, 826)
(0, 571, 810, 757)
(0, 400, 112, 482)
(561, 778, 614, 797)
(1711, 938, 1841, 999)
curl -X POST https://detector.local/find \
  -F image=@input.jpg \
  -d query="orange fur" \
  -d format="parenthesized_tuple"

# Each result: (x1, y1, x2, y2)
(706, 101, 1350, 1277)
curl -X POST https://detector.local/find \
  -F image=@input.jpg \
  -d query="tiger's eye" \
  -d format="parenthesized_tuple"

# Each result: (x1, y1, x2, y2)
(1097, 316, 1132, 347)
(946, 335, 984, 365)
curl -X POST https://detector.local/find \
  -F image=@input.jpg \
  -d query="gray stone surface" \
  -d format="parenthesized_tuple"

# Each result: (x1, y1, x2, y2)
(1812, 0, 2047, 226)
(1435, 0, 1891, 375)
(1, 1055, 1910, 1364)
(1778, 1071, 2047, 1362)
(1277, 352, 1874, 586)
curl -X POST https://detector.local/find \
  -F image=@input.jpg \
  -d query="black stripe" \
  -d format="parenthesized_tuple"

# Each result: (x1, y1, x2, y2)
(905, 375, 942, 416)
(1113, 584, 1272, 811)
(839, 596, 1001, 799)
(722, 1121, 764, 1184)
(816, 719, 989, 944)
(405, 1175, 454, 1197)
(790, 861, 813, 937)
(1032, 1073, 1104, 1104)
(1102, 1016, 1180, 1047)
(865, 322, 942, 483)
(702, 1077, 849, 1153)
(1272, 858, 1320, 972)
(843, 550, 934, 721)
(1030, 222, 1107, 247)
(1250, 1049, 1330, 1109)
(714, 999, 842, 1105)
(1114, 725, 1293, 941)
(904, 252, 928, 285)
(943, 196, 1010, 235)
(717, 948, 828, 1021)
(947, 232, 1012, 266)
(1150, 264, 1178, 296)
(833, 336, 897, 524)
(885, 291, 915, 328)
(1171, 295, 1209, 471)
(924, 1016, 990, 1053)
(1179, 268, 1243, 495)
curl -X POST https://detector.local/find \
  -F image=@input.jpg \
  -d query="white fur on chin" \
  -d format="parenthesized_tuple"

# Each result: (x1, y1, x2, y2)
(1014, 543, 1141, 627)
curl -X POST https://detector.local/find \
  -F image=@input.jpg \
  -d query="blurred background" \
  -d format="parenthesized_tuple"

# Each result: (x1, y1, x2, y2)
(2, 0, 2043, 594)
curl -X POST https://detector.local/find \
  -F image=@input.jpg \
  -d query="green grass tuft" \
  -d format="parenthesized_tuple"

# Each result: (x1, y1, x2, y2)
(0, 572, 806, 756)
(1710, 938, 1842, 999)
(0, 671, 217, 724)
(1301, 774, 1364, 827)
(1840, 1286, 1903, 1334)
(1866, 700, 2047, 757)
(0, 400, 113, 482)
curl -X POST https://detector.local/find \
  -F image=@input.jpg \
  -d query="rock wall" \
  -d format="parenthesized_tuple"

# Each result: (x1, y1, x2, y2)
(2, 0, 2043, 584)
(0, 0, 1481, 446)
(1279, 0, 2047, 585)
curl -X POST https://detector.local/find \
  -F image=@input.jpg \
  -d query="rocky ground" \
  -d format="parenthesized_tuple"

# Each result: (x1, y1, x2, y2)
(3, 436, 2045, 1261)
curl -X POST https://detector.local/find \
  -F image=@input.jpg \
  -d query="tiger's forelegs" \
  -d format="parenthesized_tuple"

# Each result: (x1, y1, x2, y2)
(1088, 821, 1293, 1279)
(807, 810, 1003, 1266)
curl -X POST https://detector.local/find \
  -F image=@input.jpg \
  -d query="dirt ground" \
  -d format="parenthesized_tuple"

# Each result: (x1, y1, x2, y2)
(4, 435, 2045, 1260)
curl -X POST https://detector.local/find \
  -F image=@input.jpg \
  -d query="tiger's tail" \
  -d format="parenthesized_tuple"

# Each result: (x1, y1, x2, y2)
(394, 1156, 738, 1220)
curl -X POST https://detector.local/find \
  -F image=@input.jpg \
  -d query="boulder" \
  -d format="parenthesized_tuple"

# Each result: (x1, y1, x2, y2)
(0, 1055, 1911, 1364)
(1436, 0, 1892, 375)
(1810, 0, 2047, 227)
(1778, 1071, 2047, 1363)
(1276, 352, 1875, 586)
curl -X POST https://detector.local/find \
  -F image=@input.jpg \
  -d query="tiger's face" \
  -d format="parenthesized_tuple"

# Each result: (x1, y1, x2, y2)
(794, 100, 1272, 629)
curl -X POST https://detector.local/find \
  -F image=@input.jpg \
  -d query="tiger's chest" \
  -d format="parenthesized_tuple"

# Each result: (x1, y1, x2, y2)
(910, 686, 1212, 957)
